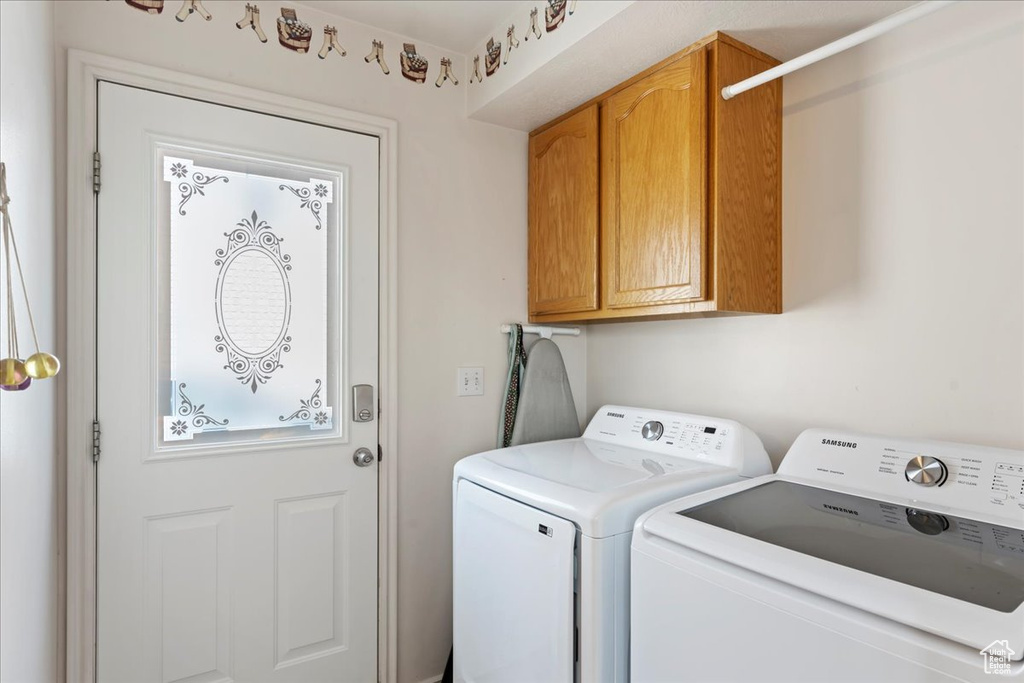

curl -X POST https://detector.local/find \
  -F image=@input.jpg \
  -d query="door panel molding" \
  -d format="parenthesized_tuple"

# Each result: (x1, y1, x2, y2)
(274, 492, 349, 668)
(143, 507, 233, 683)
(66, 50, 399, 683)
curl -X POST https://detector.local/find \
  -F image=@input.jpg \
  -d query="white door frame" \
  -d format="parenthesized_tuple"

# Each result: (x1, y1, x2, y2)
(65, 49, 399, 683)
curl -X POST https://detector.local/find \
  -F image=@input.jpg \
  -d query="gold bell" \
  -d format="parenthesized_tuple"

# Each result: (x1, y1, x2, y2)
(0, 357, 28, 386)
(24, 351, 60, 379)
(1, 162, 63, 390)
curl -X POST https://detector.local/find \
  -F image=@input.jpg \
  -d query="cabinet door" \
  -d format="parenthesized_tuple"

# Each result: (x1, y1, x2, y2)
(529, 105, 599, 316)
(602, 50, 707, 309)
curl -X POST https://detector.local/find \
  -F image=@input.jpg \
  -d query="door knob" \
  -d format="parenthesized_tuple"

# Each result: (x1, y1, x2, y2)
(353, 447, 375, 467)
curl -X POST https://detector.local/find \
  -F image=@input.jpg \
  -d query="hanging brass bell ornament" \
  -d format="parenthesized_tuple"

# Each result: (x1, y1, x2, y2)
(0, 357, 27, 386)
(0, 162, 61, 390)
(24, 351, 60, 379)
(0, 366, 30, 391)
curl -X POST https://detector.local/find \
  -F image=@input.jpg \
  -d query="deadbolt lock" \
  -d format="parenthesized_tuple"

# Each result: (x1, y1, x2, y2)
(353, 384, 375, 422)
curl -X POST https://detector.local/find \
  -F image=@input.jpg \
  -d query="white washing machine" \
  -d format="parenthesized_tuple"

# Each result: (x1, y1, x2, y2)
(631, 428, 1024, 682)
(452, 405, 772, 683)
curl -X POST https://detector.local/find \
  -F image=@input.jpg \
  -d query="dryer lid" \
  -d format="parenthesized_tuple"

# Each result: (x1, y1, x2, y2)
(484, 437, 710, 492)
(455, 438, 741, 538)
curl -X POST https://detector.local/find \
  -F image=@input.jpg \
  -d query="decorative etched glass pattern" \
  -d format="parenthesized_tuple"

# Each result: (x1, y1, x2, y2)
(213, 210, 293, 392)
(162, 156, 335, 442)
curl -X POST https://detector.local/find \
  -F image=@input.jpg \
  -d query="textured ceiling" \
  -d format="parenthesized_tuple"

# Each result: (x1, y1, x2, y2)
(469, 0, 920, 130)
(296, 1, 924, 130)
(304, 1, 919, 60)
(298, 0, 527, 53)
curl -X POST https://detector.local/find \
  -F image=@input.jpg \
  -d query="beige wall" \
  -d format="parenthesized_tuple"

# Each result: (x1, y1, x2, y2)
(0, 2, 61, 682)
(31, 2, 1021, 682)
(587, 1, 1024, 464)
(51, 2, 589, 681)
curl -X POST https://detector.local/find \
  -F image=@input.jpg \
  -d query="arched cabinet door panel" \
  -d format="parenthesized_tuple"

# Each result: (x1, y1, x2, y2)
(528, 104, 600, 316)
(601, 51, 707, 309)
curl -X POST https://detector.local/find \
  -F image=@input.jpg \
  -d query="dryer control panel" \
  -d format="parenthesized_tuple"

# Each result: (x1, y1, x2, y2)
(583, 406, 772, 478)
(779, 428, 1024, 524)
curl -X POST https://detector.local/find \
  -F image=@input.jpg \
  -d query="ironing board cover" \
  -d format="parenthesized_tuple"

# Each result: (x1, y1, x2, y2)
(497, 324, 526, 448)
(509, 338, 580, 447)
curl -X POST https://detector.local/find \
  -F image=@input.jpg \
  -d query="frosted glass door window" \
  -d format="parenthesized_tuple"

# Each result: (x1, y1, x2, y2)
(161, 154, 339, 444)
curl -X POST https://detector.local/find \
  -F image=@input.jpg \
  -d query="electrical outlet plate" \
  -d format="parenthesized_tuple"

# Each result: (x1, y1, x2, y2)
(457, 367, 484, 397)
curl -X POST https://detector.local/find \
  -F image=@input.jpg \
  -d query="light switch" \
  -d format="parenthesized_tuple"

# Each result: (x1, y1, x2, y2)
(457, 367, 484, 397)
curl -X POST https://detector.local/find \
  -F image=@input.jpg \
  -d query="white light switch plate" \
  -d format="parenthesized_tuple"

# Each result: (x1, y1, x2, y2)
(457, 367, 484, 397)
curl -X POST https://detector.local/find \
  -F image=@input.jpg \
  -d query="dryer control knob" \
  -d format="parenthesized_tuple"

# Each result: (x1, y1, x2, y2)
(906, 508, 949, 535)
(905, 455, 947, 487)
(641, 421, 664, 441)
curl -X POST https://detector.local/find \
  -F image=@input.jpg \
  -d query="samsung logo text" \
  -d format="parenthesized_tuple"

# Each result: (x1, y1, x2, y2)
(823, 504, 859, 516)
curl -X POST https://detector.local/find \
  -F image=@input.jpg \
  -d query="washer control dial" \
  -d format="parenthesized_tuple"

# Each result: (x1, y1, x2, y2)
(641, 421, 664, 441)
(905, 455, 948, 487)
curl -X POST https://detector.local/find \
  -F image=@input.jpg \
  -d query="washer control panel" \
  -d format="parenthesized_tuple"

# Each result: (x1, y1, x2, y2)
(583, 405, 772, 478)
(779, 428, 1024, 524)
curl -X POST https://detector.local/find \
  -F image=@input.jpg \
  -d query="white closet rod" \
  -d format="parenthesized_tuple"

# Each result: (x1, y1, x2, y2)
(721, 0, 959, 101)
(500, 324, 581, 339)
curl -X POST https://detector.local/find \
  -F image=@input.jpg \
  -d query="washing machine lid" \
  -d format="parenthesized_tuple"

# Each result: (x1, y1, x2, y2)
(639, 476, 1024, 659)
(454, 437, 742, 538)
(682, 480, 1024, 612)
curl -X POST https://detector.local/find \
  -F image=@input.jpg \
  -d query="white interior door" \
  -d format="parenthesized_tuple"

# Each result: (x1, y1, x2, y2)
(96, 82, 379, 683)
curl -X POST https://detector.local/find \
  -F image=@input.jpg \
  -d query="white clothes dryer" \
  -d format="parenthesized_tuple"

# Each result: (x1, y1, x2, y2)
(631, 428, 1024, 682)
(452, 405, 772, 683)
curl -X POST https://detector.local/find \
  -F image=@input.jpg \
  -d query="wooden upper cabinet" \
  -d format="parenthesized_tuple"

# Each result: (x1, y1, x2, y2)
(528, 105, 599, 316)
(602, 51, 706, 309)
(527, 32, 781, 323)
